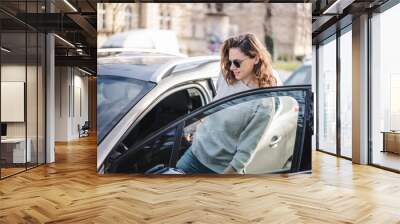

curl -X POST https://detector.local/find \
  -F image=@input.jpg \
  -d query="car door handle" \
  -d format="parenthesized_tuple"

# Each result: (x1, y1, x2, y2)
(269, 136, 282, 148)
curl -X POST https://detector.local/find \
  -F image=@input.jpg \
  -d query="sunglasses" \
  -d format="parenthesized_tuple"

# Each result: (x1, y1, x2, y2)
(228, 58, 250, 68)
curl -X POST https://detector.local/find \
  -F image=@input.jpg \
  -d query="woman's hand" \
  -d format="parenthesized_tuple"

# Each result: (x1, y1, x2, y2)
(223, 165, 238, 174)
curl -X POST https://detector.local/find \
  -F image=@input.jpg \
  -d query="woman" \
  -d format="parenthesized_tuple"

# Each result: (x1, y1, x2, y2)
(176, 33, 280, 174)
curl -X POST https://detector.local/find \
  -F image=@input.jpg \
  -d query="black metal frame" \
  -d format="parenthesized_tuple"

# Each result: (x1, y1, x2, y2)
(0, 14, 2, 179)
(25, 2, 28, 172)
(315, 44, 319, 151)
(336, 21, 341, 158)
(367, 10, 372, 166)
(36, 2, 39, 170)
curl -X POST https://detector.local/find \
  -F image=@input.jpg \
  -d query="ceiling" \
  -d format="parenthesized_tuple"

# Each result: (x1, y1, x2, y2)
(0, 0, 97, 74)
(312, 0, 389, 43)
(1, 0, 395, 73)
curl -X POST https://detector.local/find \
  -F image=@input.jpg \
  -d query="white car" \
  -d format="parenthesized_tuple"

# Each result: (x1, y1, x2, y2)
(101, 29, 182, 55)
(97, 52, 313, 174)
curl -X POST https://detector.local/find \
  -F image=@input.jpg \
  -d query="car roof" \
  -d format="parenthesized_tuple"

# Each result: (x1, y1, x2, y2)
(98, 54, 221, 83)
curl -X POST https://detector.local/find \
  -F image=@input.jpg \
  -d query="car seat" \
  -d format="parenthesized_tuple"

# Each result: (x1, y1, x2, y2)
(122, 90, 193, 149)
(149, 90, 193, 133)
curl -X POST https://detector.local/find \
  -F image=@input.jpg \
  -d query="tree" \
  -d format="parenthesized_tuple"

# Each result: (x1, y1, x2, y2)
(263, 3, 274, 59)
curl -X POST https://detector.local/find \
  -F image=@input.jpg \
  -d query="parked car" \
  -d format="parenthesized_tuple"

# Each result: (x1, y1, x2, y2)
(97, 53, 313, 174)
(97, 48, 187, 58)
(101, 29, 181, 55)
(284, 60, 312, 86)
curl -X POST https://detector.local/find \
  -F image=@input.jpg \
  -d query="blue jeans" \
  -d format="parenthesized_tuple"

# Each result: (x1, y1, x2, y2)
(176, 148, 216, 174)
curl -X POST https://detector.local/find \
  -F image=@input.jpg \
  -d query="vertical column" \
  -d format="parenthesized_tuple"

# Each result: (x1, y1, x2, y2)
(352, 14, 369, 164)
(88, 76, 97, 133)
(46, 1, 55, 163)
(336, 29, 341, 157)
(312, 45, 317, 150)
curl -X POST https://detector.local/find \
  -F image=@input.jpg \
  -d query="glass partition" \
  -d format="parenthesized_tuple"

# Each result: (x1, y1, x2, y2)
(0, 1, 46, 179)
(317, 36, 337, 154)
(1, 25, 28, 178)
(371, 4, 400, 171)
(339, 28, 352, 158)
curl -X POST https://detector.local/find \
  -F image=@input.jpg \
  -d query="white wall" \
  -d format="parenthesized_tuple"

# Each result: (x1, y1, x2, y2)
(1, 65, 27, 138)
(55, 67, 69, 141)
(1, 82, 25, 122)
(72, 72, 89, 138)
(54, 67, 89, 141)
(1, 63, 46, 164)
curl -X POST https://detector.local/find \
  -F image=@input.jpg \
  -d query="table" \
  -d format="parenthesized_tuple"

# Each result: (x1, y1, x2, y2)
(381, 131, 400, 154)
(1, 138, 31, 163)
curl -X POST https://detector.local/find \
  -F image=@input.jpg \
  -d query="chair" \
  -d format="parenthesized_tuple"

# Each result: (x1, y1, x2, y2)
(78, 121, 90, 138)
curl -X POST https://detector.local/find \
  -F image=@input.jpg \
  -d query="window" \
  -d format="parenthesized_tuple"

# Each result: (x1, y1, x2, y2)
(97, 76, 155, 143)
(371, 3, 400, 171)
(124, 6, 133, 30)
(339, 28, 352, 158)
(159, 6, 172, 30)
(98, 4, 106, 30)
(0, 2, 46, 179)
(317, 36, 337, 154)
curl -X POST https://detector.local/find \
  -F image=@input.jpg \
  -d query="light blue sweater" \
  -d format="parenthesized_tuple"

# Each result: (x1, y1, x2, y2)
(191, 75, 276, 173)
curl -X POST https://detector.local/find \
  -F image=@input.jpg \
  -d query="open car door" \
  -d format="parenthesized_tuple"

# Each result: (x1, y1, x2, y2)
(100, 85, 313, 174)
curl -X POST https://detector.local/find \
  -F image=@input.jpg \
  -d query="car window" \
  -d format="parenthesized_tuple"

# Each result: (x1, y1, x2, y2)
(97, 75, 155, 143)
(119, 87, 205, 152)
(284, 65, 311, 86)
(103, 87, 312, 174)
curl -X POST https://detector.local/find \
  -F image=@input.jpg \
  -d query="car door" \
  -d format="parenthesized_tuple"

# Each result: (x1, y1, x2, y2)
(101, 85, 313, 174)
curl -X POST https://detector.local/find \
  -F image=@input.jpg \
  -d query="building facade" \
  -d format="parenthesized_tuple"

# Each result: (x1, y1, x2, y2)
(97, 3, 312, 60)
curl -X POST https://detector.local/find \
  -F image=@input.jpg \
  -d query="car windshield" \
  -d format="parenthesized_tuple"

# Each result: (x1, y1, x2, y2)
(97, 56, 179, 143)
(284, 65, 311, 85)
(97, 75, 156, 143)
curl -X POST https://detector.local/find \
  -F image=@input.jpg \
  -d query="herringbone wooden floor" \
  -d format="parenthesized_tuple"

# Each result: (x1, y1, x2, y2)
(1, 135, 400, 223)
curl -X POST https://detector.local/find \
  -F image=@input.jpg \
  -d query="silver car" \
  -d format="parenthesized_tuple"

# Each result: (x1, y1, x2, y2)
(284, 59, 312, 86)
(97, 52, 313, 174)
